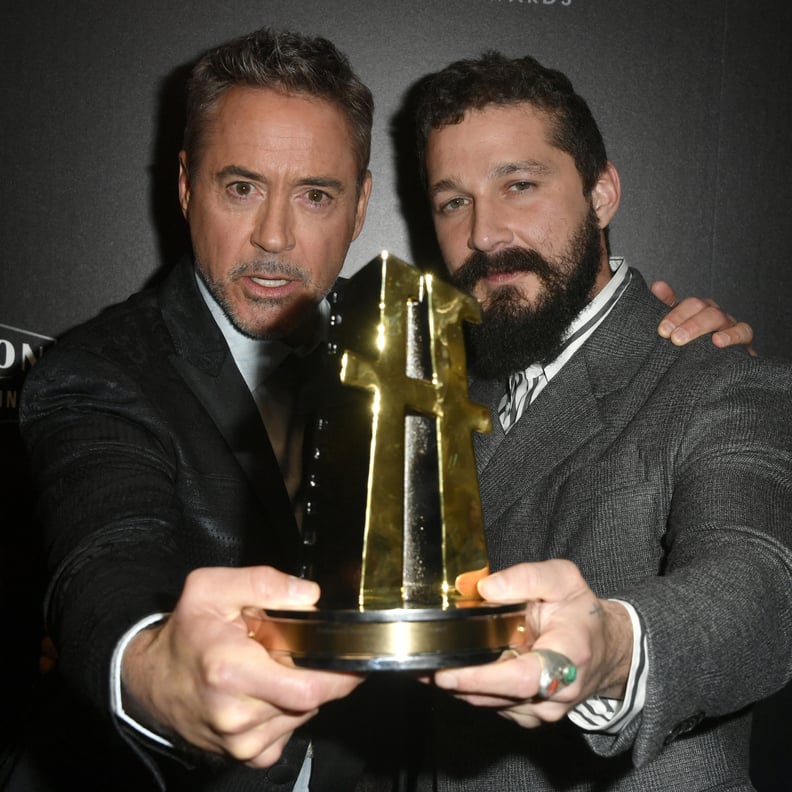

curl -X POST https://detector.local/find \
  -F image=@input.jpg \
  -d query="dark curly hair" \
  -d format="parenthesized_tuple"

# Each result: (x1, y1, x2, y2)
(414, 51, 606, 194)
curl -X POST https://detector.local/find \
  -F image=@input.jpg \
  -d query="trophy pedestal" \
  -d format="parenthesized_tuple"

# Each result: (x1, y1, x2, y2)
(243, 600, 528, 671)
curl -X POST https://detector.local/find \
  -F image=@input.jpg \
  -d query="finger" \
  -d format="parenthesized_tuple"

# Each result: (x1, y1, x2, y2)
(477, 559, 587, 604)
(247, 664, 364, 713)
(657, 297, 718, 338)
(434, 652, 537, 700)
(434, 650, 579, 707)
(242, 728, 301, 768)
(712, 322, 756, 353)
(209, 639, 363, 714)
(664, 305, 743, 346)
(204, 687, 315, 746)
(650, 280, 677, 308)
(667, 307, 736, 345)
(499, 709, 543, 729)
(222, 710, 315, 765)
(243, 732, 294, 768)
(181, 566, 320, 620)
(499, 699, 569, 728)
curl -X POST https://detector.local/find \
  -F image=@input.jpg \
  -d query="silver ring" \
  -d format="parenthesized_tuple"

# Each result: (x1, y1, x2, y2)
(533, 649, 577, 699)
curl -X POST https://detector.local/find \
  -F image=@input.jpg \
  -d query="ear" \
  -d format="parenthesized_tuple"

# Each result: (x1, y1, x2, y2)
(591, 161, 620, 229)
(351, 170, 373, 241)
(177, 150, 191, 219)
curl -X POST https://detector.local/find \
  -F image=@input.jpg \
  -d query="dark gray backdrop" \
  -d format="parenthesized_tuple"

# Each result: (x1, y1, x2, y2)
(1, 1, 790, 788)
(2, 1, 790, 359)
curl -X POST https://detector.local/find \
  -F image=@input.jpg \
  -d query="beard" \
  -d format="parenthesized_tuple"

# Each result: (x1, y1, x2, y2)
(197, 258, 318, 341)
(450, 207, 603, 380)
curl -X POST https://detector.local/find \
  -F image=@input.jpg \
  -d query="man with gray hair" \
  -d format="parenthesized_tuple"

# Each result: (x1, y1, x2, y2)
(18, 27, 373, 791)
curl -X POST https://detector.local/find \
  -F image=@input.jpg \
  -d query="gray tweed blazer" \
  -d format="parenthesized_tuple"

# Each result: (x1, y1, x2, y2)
(425, 268, 792, 791)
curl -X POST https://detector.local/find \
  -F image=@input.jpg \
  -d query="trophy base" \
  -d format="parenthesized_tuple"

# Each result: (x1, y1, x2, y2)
(242, 600, 528, 671)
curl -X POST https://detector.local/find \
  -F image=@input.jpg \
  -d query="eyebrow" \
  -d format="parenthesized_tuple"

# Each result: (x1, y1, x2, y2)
(216, 164, 346, 192)
(429, 177, 459, 198)
(430, 160, 553, 197)
(491, 160, 552, 179)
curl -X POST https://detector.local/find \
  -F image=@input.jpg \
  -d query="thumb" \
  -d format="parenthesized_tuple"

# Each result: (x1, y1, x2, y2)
(478, 560, 586, 603)
(181, 566, 320, 619)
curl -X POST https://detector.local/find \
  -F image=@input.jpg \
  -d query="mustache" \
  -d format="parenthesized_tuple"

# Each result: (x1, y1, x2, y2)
(449, 247, 559, 295)
(230, 259, 308, 283)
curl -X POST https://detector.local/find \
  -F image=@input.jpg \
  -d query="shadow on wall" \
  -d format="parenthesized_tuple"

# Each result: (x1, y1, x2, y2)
(390, 75, 444, 278)
(145, 62, 193, 286)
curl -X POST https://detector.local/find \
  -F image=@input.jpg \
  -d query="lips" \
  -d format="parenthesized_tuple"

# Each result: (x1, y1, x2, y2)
(241, 273, 302, 299)
(251, 276, 290, 288)
(484, 271, 523, 284)
(232, 261, 307, 298)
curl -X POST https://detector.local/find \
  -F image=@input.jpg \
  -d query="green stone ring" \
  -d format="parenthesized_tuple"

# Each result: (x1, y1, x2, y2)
(533, 649, 578, 699)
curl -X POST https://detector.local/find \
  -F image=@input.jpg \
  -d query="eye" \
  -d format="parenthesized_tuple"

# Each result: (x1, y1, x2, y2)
(509, 180, 536, 193)
(304, 188, 332, 206)
(228, 182, 256, 198)
(438, 196, 469, 214)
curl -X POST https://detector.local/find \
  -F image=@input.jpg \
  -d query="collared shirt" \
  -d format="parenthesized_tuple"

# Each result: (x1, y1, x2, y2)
(498, 257, 631, 430)
(197, 274, 327, 512)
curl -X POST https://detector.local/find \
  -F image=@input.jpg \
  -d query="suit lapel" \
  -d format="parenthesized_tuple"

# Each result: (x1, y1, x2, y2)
(168, 353, 296, 518)
(159, 259, 298, 531)
(475, 353, 604, 528)
(469, 376, 507, 471)
(472, 269, 663, 530)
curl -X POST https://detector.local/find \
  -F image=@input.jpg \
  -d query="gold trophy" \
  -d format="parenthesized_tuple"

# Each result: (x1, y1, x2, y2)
(243, 252, 528, 670)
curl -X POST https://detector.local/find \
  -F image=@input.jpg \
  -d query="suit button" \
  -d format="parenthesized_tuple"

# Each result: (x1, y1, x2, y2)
(663, 711, 705, 745)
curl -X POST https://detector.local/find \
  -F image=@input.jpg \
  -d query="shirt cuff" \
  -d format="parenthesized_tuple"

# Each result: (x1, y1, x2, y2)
(110, 612, 173, 747)
(568, 599, 648, 734)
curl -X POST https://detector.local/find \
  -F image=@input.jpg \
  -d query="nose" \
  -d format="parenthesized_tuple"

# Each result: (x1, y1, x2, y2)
(468, 201, 512, 254)
(250, 195, 295, 253)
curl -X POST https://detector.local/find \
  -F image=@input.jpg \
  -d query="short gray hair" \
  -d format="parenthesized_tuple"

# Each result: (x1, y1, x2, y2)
(184, 27, 373, 185)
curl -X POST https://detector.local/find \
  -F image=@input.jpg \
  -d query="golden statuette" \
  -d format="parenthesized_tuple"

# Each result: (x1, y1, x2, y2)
(243, 252, 529, 670)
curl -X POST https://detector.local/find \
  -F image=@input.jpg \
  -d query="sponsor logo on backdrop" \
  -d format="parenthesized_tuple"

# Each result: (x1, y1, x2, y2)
(490, 0, 572, 5)
(0, 324, 55, 423)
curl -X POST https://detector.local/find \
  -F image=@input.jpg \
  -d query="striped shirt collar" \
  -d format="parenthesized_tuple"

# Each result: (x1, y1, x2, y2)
(542, 256, 631, 383)
(498, 257, 631, 430)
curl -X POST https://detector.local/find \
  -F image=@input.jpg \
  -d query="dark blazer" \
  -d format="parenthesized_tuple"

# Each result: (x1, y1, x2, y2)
(424, 270, 792, 791)
(16, 258, 374, 791)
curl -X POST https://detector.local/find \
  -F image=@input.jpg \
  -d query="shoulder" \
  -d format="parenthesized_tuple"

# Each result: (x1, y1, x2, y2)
(18, 265, 193, 424)
(586, 269, 791, 410)
(25, 259, 204, 384)
(25, 286, 164, 382)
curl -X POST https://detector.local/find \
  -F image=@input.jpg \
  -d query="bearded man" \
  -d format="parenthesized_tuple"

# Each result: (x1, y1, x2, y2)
(412, 51, 792, 791)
